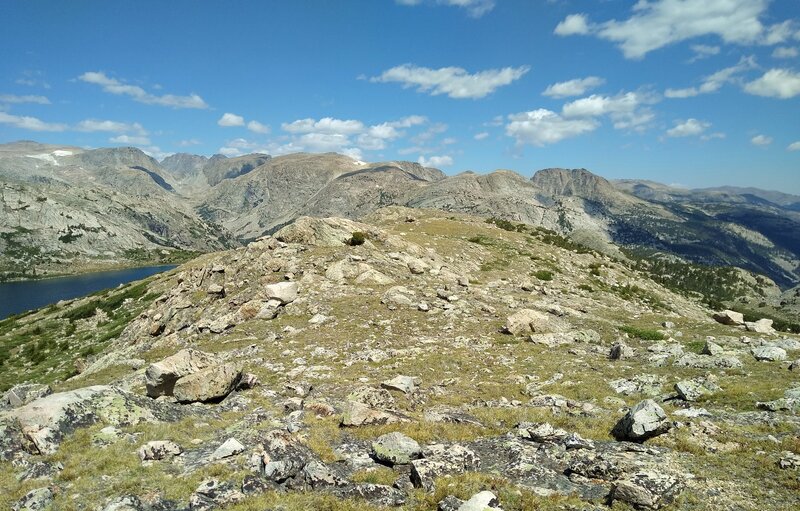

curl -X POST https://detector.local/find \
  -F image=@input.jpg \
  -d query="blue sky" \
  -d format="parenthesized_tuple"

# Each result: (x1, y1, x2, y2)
(1, 0, 799, 192)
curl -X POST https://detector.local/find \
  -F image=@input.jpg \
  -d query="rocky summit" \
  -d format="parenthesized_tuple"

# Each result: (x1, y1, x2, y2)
(1, 207, 799, 510)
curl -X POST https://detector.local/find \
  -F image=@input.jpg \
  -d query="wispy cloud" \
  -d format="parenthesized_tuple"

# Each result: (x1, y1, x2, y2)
(78, 71, 209, 109)
(543, 77, 605, 98)
(0, 94, 50, 105)
(418, 154, 453, 167)
(372, 64, 529, 99)
(0, 111, 66, 131)
(75, 119, 148, 135)
(751, 134, 773, 146)
(773, 47, 799, 59)
(665, 56, 757, 98)
(688, 44, 720, 62)
(396, 0, 495, 18)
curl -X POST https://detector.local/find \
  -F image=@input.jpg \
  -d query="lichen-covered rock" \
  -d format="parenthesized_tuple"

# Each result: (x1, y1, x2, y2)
(12, 487, 53, 511)
(1, 384, 52, 410)
(372, 431, 422, 465)
(173, 363, 242, 403)
(751, 346, 787, 362)
(611, 471, 683, 509)
(189, 479, 245, 510)
(612, 399, 671, 442)
(340, 401, 407, 427)
(0, 385, 185, 457)
(145, 349, 218, 398)
(410, 443, 480, 491)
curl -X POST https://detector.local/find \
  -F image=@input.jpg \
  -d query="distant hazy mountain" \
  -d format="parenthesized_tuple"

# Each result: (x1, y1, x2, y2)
(0, 142, 232, 280)
(2, 141, 798, 291)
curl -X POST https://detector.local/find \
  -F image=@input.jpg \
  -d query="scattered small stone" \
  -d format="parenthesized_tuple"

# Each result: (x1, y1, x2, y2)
(207, 283, 225, 295)
(457, 491, 503, 511)
(208, 437, 245, 461)
(712, 310, 744, 326)
(778, 451, 800, 470)
(381, 375, 417, 394)
(609, 341, 635, 360)
(701, 340, 724, 356)
(138, 440, 182, 462)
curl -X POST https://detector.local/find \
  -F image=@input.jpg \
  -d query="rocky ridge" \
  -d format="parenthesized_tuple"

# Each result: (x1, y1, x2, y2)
(3, 142, 799, 300)
(1, 207, 798, 510)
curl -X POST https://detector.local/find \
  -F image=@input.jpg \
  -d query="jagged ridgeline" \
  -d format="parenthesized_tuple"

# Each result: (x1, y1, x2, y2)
(2, 143, 799, 309)
(1, 208, 800, 510)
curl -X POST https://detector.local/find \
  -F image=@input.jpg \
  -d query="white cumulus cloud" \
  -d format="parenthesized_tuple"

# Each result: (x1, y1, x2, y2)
(787, 141, 800, 151)
(666, 118, 710, 137)
(218, 113, 245, 127)
(506, 109, 599, 146)
(542, 77, 605, 98)
(556, 0, 789, 59)
(78, 71, 208, 109)
(744, 68, 800, 98)
(561, 91, 656, 131)
(372, 64, 529, 99)
(554, 14, 590, 36)
(474, 131, 489, 140)
(282, 117, 365, 135)
(246, 120, 270, 134)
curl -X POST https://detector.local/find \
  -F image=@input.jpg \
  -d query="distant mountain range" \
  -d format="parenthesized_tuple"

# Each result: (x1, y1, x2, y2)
(2, 141, 798, 298)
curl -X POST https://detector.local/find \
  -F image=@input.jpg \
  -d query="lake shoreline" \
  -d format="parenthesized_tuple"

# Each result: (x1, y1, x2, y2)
(0, 264, 179, 320)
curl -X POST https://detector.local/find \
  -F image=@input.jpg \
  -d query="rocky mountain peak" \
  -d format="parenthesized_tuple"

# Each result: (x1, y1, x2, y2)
(160, 153, 209, 179)
(530, 167, 620, 203)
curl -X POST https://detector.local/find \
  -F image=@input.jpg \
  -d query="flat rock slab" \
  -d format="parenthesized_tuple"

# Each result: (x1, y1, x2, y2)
(0, 385, 186, 457)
